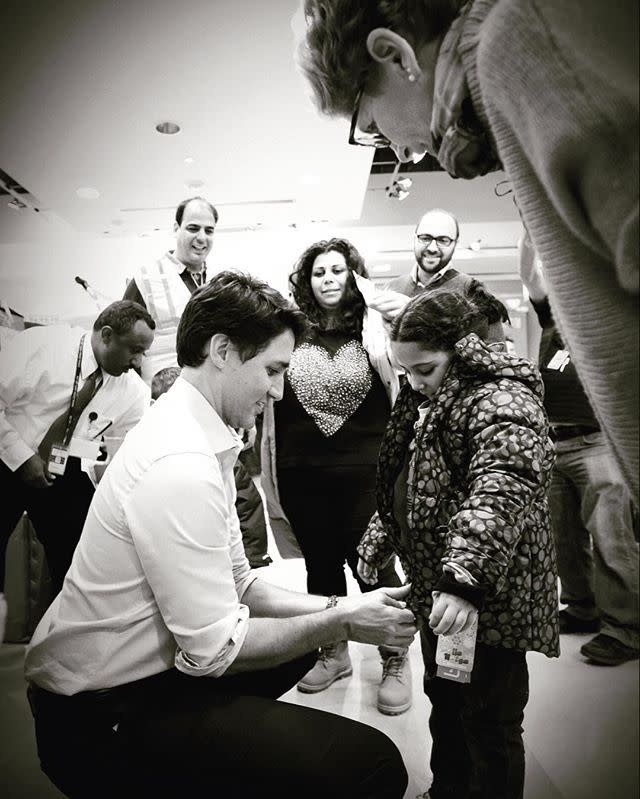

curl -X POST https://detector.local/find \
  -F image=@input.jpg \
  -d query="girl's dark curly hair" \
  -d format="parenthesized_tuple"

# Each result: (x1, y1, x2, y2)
(390, 290, 492, 350)
(289, 238, 369, 338)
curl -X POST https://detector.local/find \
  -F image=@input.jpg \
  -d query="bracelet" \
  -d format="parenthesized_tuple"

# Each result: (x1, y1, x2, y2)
(326, 595, 339, 609)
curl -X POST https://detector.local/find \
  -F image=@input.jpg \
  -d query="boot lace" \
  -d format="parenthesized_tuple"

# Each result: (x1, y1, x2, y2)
(382, 654, 407, 679)
(318, 643, 338, 661)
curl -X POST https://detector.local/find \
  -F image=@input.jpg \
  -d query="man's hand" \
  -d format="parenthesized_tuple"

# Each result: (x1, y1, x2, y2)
(429, 591, 477, 636)
(16, 453, 54, 489)
(340, 584, 417, 649)
(367, 290, 411, 321)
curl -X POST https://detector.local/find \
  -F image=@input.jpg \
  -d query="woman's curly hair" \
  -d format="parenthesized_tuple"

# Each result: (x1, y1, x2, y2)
(289, 238, 368, 338)
(390, 290, 495, 350)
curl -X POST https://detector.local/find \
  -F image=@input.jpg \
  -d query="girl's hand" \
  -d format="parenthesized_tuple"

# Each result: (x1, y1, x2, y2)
(429, 591, 477, 636)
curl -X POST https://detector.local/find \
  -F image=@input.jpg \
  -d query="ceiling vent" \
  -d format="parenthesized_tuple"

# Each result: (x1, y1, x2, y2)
(0, 168, 43, 213)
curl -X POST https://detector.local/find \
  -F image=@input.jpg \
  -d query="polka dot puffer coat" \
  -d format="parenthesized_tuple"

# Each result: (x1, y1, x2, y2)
(358, 334, 560, 657)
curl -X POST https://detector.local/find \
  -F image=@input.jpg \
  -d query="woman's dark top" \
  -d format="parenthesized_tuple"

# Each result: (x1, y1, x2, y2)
(275, 330, 389, 469)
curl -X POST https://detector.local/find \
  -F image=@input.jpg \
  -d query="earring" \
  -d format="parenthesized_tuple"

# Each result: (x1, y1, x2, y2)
(406, 69, 416, 83)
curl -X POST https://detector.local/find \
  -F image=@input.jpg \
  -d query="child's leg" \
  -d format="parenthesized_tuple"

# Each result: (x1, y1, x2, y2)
(420, 630, 529, 799)
(420, 629, 473, 798)
(461, 643, 529, 799)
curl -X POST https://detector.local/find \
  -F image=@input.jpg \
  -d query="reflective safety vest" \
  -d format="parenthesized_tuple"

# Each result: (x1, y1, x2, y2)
(135, 252, 193, 385)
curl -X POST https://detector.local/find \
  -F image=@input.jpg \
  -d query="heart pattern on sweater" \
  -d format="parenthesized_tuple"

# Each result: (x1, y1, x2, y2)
(288, 340, 373, 437)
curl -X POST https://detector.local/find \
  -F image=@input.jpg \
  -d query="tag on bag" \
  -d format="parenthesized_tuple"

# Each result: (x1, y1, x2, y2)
(435, 613, 478, 683)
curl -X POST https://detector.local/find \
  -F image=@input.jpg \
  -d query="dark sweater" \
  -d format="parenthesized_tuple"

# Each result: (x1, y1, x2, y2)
(531, 298, 599, 429)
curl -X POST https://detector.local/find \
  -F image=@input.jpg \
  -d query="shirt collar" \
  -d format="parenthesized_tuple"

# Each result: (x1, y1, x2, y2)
(166, 250, 206, 278)
(81, 331, 101, 380)
(412, 261, 453, 288)
(167, 376, 243, 457)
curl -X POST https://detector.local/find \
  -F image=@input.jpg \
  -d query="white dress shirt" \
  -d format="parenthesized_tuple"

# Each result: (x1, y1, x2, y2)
(25, 377, 257, 695)
(0, 324, 150, 471)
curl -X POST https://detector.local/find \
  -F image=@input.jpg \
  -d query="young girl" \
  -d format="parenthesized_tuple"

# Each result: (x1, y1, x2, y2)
(358, 290, 559, 799)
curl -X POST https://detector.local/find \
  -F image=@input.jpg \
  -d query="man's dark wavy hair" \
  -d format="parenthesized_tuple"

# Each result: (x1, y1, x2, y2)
(289, 238, 368, 338)
(298, 0, 465, 118)
(177, 271, 307, 367)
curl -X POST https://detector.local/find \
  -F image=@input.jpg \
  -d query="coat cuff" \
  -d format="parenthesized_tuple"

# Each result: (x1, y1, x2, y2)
(435, 573, 485, 610)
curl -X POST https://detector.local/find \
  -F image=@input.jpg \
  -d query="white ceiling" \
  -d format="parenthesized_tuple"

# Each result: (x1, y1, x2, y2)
(0, 0, 375, 242)
(0, 0, 522, 321)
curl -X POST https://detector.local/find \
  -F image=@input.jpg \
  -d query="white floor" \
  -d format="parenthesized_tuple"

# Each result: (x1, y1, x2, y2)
(1, 521, 638, 799)
(260, 552, 639, 799)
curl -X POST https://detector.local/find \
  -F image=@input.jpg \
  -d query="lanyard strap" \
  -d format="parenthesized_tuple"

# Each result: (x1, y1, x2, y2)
(61, 334, 87, 445)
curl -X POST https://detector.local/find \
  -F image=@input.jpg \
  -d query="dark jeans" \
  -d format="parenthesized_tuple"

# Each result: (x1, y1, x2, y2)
(278, 464, 402, 596)
(0, 458, 94, 596)
(28, 654, 408, 799)
(420, 627, 529, 799)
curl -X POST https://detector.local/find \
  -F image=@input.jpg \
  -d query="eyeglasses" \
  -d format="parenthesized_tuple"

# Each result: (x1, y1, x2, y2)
(348, 87, 392, 149)
(415, 234, 456, 247)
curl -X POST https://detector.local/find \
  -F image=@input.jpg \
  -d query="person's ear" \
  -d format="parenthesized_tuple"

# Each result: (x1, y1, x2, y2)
(173, 221, 179, 235)
(366, 28, 421, 81)
(100, 326, 113, 345)
(208, 333, 232, 369)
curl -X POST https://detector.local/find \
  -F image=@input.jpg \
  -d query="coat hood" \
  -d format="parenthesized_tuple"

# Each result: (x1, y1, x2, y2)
(453, 334, 545, 400)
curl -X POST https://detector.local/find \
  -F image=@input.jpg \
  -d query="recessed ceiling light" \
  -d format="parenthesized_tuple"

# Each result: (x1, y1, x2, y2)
(184, 156, 195, 165)
(155, 121, 181, 135)
(76, 187, 100, 199)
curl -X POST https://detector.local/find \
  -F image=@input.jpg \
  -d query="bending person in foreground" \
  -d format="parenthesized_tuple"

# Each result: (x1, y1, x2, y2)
(24, 272, 416, 799)
(297, 0, 639, 503)
(358, 291, 560, 799)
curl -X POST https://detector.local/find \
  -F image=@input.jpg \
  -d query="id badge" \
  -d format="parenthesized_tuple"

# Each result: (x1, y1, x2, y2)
(435, 613, 478, 683)
(48, 443, 70, 477)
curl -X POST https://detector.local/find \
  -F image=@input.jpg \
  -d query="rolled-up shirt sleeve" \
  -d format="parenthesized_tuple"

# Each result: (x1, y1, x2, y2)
(124, 450, 256, 677)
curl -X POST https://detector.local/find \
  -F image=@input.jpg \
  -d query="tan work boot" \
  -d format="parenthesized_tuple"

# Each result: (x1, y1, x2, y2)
(297, 641, 353, 693)
(377, 649, 412, 715)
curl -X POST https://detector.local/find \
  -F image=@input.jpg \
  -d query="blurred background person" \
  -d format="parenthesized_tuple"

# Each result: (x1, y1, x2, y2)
(0, 301, 153, 602)
(519, 234, 639, 667)
(128, 199, 273, 570)
(261, 237, 412, 715)
(358, 290, 559, 799)
(124, 196, 217, 384)
(373, 207, 509, 346)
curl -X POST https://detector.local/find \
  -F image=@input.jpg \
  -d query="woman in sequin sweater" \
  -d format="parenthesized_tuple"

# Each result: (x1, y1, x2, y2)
(357, 290, 559, 798)
(260, 237, 412, 715)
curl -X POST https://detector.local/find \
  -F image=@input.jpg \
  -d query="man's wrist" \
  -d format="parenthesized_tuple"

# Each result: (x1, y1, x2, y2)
(324, 594, 349, 641)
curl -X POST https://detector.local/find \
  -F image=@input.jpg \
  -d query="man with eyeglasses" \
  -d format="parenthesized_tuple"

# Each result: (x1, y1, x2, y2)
(374, 208, 508, 343)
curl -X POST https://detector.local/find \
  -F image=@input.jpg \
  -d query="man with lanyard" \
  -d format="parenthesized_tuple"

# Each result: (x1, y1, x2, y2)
(0, 300, 154, 603)
(371, 207, 508, 344)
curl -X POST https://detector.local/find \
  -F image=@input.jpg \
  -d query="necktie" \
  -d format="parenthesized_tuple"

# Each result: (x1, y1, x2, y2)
(38, 368, 103, 464)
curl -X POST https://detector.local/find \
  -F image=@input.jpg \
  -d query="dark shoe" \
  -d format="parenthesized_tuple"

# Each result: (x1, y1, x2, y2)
(249, 554, 273, 569)
(558, 609, 600, 634)
(580, 634, 640, 666)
